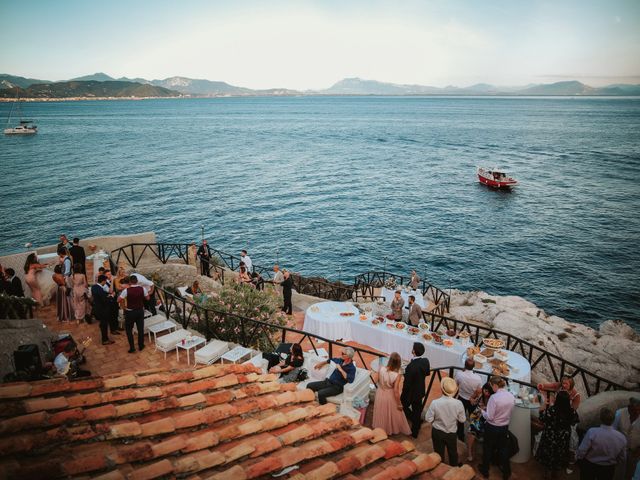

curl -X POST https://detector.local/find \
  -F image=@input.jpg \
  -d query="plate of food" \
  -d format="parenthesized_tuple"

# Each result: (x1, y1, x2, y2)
(395, 322, 407, 330)
(408, 327, 419, 335)
(458, 330, 471, 339)
(418, 323, 429, 330)
(340, 312, 355, 317)
(473, 353, 487, 364)
(494, 350, 509, 362)
(443, 339, 454, 347)
(310, 306, 319, 313)
(372, 318, 382, 326)
(482, 338, 505, 350)
(359, 314, 368, 321)
(445, 329, 456, 337)
(432, 333, 443, 344)
(422, 333, 433, 341)
(467, 345, 481, 357)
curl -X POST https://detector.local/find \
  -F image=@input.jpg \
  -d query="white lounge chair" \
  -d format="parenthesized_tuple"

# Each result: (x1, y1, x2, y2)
(155, 329, 189, 359)
(194, 339, 231, 365)
(297, 352, 372, 420)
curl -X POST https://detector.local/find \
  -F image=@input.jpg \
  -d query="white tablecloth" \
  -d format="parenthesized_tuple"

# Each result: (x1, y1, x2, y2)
(350, 316, 466, 366)
(381, 287, 426, 309)
(462, 350, 531, 384)
(303, 301, 358, 341)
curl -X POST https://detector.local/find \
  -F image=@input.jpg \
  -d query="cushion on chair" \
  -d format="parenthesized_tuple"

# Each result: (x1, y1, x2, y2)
(155, 329, 189, 352)
(194, 339, 229, 365)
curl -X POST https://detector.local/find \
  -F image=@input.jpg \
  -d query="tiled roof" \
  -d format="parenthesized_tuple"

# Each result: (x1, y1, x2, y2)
(0, 363, 475, 480)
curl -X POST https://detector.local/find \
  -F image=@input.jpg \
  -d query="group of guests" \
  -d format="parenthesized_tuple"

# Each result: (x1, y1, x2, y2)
(387, 289, 424, 326)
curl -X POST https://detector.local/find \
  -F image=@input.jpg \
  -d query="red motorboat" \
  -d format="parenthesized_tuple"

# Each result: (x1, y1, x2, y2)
(477, 167, 518, 188)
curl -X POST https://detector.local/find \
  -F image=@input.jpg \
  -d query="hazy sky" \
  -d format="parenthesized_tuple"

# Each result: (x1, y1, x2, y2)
(1, 0, 639, 89)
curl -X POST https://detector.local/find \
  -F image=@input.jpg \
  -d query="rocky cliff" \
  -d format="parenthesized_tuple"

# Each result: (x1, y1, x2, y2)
(448, 290, 640, 390)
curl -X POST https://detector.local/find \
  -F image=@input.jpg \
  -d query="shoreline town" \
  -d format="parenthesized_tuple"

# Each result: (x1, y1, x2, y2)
(0, 231, 638, 480)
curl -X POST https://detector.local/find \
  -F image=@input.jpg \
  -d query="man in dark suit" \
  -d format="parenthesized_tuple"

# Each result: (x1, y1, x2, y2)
(197, 240, 211, 277)
(281, 270, 293, 315)
(91, 275, 115, 345)
(401, 342, 431, 438)
(69, 237, 86, 274)
(5, 268, 24, 297)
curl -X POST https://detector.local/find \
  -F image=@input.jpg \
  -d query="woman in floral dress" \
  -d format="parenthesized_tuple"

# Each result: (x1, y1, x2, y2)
(535, 390, 579, 478)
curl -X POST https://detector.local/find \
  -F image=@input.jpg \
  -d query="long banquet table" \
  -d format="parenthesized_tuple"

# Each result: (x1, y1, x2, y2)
(303, 301, 532, 381)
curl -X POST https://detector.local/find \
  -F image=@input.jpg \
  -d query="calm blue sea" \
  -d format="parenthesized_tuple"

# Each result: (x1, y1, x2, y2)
(1, 96, 639, 328)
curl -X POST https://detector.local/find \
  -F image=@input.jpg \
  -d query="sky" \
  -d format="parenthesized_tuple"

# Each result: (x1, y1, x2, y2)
(1, 0, 639, 90)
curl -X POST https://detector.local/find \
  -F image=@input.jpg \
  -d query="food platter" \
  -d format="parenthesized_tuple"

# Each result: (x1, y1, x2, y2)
(458, 330, 471, 339)
(372, 318, 382, 326)
(442, 339, 454, 347)
(494, 350, 509, 362)
(467, 345, 481, 357)
(482, 338, 505, 350)
(432, 333, 443, 344)
(418, 323, 429, 330)
(359, 314, 368, 321)
(407, 327, 419, 335)
(422, 333, 433, 341)
(395, 322, 407, 330)
(340, 312, 355, 317)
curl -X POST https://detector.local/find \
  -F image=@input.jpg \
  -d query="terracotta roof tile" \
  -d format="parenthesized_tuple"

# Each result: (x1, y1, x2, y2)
(0, 362, 475, 479)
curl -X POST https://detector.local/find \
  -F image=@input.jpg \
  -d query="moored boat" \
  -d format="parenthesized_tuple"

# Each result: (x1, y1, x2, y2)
(477, 166, 518, 188)
(4, 94, 37, 135)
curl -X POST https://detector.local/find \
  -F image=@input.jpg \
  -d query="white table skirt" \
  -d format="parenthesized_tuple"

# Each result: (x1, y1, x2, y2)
(350, 317, 466, 366)
(303, 301, 358, 341)
(381, 286, 426, 309)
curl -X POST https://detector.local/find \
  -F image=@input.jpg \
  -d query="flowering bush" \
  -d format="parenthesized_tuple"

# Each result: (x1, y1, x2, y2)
(196, 282, 287, 352)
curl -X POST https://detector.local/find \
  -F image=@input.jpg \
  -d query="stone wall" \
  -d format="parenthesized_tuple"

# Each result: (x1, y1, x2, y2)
(0, 319, 57, 379)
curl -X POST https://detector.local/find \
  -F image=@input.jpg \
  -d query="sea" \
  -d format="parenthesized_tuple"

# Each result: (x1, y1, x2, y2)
(1, 96, 639, 329)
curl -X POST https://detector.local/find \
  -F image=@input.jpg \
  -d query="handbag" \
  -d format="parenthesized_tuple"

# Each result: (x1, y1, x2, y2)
(507, 430, 520, 458)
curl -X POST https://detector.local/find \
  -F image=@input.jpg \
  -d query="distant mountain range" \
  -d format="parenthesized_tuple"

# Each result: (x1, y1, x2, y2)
(1, 73, 639, 98)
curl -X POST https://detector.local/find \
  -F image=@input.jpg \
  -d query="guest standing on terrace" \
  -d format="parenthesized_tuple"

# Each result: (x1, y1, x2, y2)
(130, 272, 156, 315)
(71, 263, 88, 324)
(197, 240, 211, 277)
(388, 290, 404, 322)
(281, 270, 293, 315)
(240, 249, 252, 272)
(372, 352, 411, 436)
(57, 234, 70, 254)
(52, 265, 73, 322)
(309, 347, 356, 405)
(401, 342, 431, 438)
(425, 377, 466, 466)
(407, 295, 422, 326)
(272, 264, 284, 294)
(69, 238, 86, 274)
(91, 275, 115, 345)
(479, 375, 516, 480)
(578, 407, 627, 480)
(23, 253, 46, 305)
(5, 268, 24, 297)
(410, 270, 420, 290)
(118, 275, 149, 353)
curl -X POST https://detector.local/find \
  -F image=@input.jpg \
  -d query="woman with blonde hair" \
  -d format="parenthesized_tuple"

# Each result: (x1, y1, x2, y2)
(372, 352, 411, 435)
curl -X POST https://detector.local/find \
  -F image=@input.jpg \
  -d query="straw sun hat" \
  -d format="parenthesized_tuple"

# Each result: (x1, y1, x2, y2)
(441, 377, 458, 397)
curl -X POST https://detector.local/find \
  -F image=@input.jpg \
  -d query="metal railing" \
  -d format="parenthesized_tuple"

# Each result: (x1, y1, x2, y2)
(420, 311, 626, 397)
(108, 242, 627, 397)
(154, 286, 386, 386)
(354, 271, 451, 315)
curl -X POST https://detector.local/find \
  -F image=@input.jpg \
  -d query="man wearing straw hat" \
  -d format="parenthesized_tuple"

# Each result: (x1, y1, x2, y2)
(425, 376, 466, 466)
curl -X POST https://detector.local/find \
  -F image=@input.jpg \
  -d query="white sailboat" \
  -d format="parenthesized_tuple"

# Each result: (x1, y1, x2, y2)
(4, 94, 37, 135)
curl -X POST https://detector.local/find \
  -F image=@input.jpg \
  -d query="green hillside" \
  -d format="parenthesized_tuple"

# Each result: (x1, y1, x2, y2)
(0, 80, 180, 98)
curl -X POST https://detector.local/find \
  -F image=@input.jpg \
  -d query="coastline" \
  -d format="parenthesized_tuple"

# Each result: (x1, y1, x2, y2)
(2, 94, 640, 102)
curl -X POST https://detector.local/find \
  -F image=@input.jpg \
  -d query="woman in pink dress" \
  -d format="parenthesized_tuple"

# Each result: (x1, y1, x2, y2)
(23, 253, 48, 305)
(372, 352, 411, 435)
(72, 264, 88, 323)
